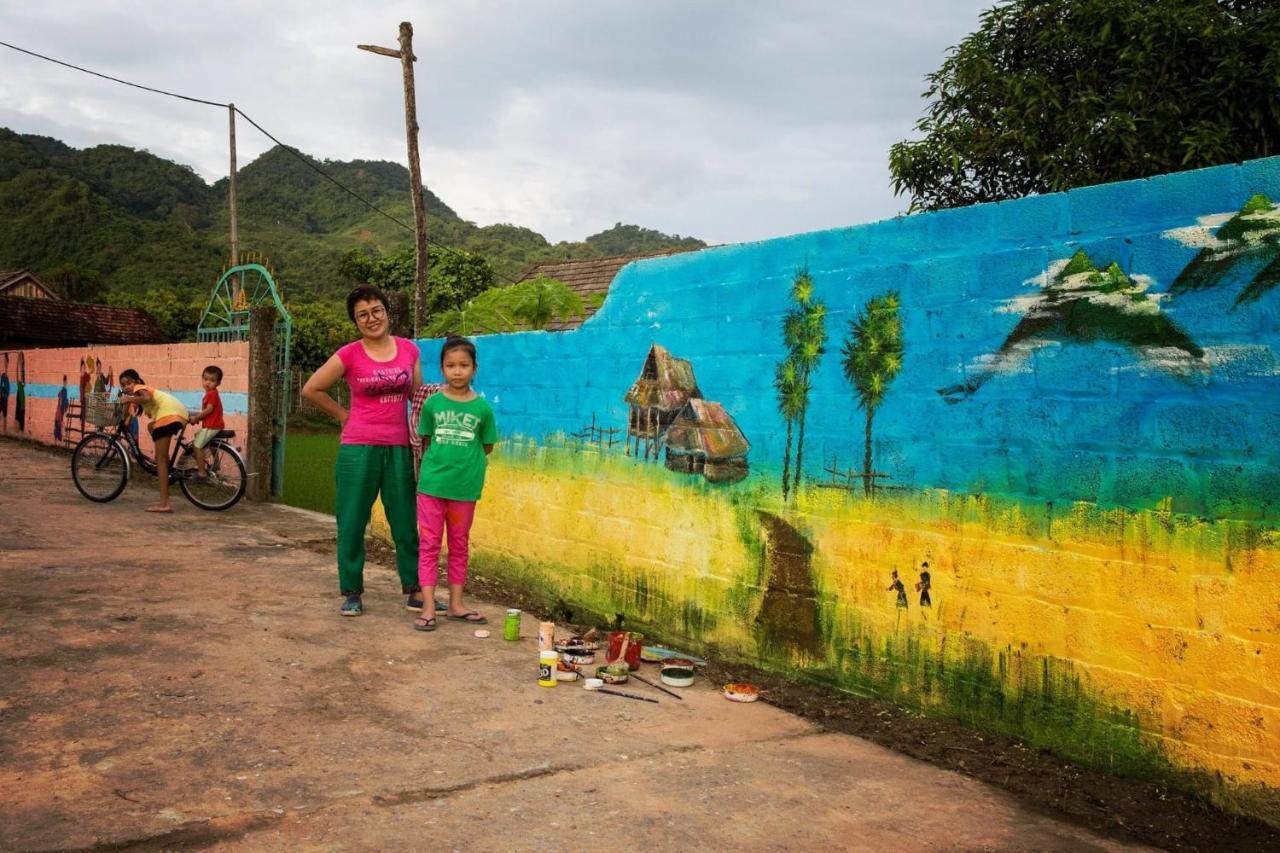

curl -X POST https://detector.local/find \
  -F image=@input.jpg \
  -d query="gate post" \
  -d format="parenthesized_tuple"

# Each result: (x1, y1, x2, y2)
(247, 305, 275, 502)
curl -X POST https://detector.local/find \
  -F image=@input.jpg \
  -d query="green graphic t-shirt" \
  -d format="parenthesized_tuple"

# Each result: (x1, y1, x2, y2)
(416, 392, 498, 501)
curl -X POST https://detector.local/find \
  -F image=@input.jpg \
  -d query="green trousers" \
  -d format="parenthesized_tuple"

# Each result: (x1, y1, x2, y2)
(335, 444, 420, 596)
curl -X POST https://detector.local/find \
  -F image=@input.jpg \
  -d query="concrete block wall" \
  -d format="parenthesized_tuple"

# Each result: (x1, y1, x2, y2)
(407, 155, 1280, 823)
(0, 342, 249, 459)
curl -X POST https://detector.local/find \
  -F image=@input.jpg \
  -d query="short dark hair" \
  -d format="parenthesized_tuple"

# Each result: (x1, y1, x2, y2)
(440, 335, 477, 365)
(120, 368, 143, 384)
(203, 365, 223, 384)
(346, 284, 391, 322)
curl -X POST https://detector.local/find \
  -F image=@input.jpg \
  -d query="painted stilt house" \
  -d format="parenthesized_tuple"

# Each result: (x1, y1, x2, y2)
(663, 398, 751, 483)
(624, 343, 701, 458)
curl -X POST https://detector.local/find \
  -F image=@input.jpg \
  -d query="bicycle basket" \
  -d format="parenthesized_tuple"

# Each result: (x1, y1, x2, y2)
(84, 392, 122, 427)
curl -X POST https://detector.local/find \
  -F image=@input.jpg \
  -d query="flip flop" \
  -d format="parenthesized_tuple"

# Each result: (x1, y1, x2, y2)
(413, 616, 437, 632)
(145, 506, 173, 513)
(445, 611, 487, 624)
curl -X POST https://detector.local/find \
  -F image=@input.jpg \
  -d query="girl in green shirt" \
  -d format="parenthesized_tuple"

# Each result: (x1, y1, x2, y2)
(412, 336, 498, 632)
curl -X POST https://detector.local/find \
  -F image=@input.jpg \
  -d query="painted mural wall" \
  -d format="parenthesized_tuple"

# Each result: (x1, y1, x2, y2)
(0, 342, 249, 458)
(401, 157, 1280, 823)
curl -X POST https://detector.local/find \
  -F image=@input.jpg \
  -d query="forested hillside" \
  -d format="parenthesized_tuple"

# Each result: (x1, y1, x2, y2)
(0, 128, 704, 346)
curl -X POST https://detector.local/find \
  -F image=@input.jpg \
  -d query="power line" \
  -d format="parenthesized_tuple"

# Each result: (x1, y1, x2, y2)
(0, 40, 227, 108)
(232, 107, 415, 233)
(1, 39, 416, 234)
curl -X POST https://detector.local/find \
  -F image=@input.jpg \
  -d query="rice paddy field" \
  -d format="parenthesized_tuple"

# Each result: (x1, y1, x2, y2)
(280, 429, 339, 515)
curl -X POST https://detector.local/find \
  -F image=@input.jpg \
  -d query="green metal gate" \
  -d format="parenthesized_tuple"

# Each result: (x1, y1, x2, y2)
(196, 263, 292, 497)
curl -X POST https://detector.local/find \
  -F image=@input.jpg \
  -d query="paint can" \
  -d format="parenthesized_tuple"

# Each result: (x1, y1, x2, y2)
(660, 662, 695, 688)
(538, 621, 556, 652)
(504, 608, 521, 641)
(605, 631, 644, 670)
(538, 650, 558, 687)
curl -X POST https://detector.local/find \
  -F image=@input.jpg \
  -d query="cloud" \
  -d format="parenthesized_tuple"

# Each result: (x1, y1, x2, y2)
(0, 0, 990, 243)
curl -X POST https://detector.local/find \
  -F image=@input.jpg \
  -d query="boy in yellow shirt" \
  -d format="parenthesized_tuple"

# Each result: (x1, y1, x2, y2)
(118, 368, 188, 513)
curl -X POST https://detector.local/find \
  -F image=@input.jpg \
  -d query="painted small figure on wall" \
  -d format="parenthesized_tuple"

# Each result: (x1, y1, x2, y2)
(888, 570, 908, 609)
(54, 375, 69, 443)
(15, 352, 25, 434)
(916, 561, 932, 607)
(0, 352, 10, 434)
(78, 357, 91, 433)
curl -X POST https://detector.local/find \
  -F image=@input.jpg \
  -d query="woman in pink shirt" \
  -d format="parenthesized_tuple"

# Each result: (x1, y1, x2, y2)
(302, 285, 428, 617)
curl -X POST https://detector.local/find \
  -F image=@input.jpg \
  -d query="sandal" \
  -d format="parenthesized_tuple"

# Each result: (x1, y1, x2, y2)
(413, 616, 437, 632)
(445, 611, 487, 624)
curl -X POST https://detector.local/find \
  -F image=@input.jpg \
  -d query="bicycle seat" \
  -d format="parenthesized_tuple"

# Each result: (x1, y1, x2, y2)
(215, 429, 236, 439)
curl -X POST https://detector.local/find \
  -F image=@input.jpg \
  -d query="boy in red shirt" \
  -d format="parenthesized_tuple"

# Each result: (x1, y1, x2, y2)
(187, 365, 225, 479)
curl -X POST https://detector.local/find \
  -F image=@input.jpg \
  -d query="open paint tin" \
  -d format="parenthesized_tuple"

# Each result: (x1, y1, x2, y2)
(595, 664, 630, 685)
(660, 661, 696, 688)
(560, 651, 596, 667)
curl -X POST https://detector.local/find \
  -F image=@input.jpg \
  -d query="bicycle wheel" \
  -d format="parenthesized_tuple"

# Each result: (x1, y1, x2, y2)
(179, 441, 247, 511)
(71, 433, 130, 502)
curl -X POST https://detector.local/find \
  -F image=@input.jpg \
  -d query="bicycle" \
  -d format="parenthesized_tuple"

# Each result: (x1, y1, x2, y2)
(70, 393, 247, 511)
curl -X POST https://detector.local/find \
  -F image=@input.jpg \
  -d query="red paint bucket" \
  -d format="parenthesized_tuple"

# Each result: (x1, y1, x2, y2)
(605, 631, 643, 670)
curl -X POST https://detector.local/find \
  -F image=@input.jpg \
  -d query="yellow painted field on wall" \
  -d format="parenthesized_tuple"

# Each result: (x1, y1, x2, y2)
(376, 443, 1279, 820)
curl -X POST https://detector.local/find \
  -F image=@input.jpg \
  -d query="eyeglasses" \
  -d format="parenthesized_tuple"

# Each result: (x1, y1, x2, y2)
(355, 306, 387, 323)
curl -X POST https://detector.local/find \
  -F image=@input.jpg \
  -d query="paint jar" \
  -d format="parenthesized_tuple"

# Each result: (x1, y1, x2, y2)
(538, 621, 556, 652)
(605, 631, 644, 670)
(538, 650, 559, 687)
(504, 609, 521, 641)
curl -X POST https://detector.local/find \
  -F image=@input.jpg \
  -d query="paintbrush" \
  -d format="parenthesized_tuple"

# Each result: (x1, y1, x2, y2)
(595, 687, 659, 704)
(628, 672, 683, 700)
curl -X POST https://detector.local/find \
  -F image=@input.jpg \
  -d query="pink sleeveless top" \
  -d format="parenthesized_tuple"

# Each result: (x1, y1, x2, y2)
(337, 336, 419, 446)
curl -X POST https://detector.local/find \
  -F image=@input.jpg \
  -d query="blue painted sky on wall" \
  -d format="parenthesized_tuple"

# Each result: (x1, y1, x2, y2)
(417, 157, 1280, 519)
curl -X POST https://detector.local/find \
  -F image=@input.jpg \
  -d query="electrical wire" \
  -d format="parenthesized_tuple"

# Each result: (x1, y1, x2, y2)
(0, 39, 228, 108)
(1, 39, 416, 234)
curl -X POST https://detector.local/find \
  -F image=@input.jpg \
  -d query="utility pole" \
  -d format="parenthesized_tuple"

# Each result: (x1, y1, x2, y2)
(228, 103, 241, 302)
(359, 22, 428, 336)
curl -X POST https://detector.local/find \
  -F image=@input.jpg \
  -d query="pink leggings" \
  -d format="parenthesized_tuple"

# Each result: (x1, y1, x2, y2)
(417, 494, 477, 587)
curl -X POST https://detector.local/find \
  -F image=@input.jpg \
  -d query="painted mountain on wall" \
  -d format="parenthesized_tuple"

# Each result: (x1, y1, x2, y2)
(939, 250, 1204, 402)
(1166, 193, 1280, 306)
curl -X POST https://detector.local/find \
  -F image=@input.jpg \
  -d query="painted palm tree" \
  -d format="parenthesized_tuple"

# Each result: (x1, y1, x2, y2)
(792, 299, 826, 493)
(841, 291, 903, 496)
(773, 357, 806, 499)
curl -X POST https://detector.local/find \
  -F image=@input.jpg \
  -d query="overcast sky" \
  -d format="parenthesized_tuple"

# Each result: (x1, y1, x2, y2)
(1, 1, 992, 245)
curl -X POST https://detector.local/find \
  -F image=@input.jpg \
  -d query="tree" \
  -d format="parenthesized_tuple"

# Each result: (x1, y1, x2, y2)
(888, 0, 1280, 211)
(337, 245, 496, 319)
(841, 292, 904, 496)
(45, 263, 104, 303)
(773, 357, 807, 500)
(105, 288, 206, 342)
(289, 300, 352, 375)
(781, 268, 826, 495)
(422, 275, 591, 337)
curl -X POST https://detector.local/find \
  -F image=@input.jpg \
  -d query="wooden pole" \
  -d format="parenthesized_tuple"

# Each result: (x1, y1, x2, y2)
(228, 104, 240, 301)
(399, 22, 429, 338)
(358, 23, 429, 337)
(246, 305, 275, 502)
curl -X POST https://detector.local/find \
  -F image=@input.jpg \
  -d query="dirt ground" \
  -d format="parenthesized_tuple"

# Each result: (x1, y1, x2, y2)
(0, 439, 1271, 852)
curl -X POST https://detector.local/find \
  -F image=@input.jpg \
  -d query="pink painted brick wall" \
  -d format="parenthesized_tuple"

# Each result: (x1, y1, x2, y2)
(0, 342, 250, 458)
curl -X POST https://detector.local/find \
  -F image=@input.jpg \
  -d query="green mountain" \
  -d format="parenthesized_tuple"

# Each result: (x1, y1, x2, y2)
(938, 249, 1204, 402)
(1169, 193, 1280, 306)
(0, 128, 705, 301)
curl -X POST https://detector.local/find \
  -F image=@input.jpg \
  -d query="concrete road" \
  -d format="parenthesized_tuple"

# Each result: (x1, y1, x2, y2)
(0, 440, 1149, 852)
